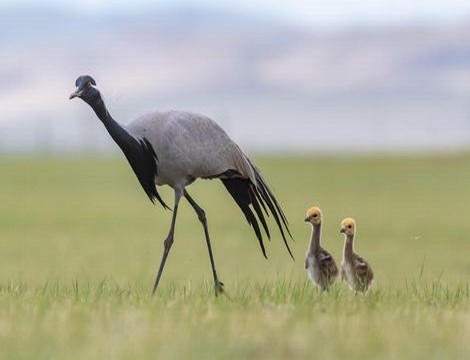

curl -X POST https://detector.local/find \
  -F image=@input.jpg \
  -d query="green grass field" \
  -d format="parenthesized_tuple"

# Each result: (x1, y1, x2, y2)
(0, 154, 469, 359)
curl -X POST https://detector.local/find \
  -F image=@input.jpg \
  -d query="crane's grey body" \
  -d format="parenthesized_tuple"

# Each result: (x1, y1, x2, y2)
(127, 110, 255, 189)
(69, 75, 292, 296)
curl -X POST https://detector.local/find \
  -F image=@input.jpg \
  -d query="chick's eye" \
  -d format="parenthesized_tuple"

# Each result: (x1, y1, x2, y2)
(348, 225, 352, 229)
(313, 214, 317, 218)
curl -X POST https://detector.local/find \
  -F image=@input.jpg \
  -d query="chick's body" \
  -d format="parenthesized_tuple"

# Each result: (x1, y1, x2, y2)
(305, 249, 338, 291)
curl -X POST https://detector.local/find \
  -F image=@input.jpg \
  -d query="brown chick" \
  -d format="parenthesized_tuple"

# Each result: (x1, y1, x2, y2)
(304, 206, 339, 291)
(340, 218, 373, 293)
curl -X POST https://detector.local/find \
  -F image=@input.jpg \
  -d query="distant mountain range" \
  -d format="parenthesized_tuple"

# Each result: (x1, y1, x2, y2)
(1, 6, 470, 153)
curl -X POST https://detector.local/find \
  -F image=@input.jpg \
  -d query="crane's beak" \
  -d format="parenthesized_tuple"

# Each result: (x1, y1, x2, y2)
(69, 88, 82, 100)
(339, 228, 346, 233)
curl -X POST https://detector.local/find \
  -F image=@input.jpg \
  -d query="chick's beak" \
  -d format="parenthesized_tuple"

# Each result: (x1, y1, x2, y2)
(339, 228, 346, 234)
(304, 217, 309, 222)
(69, 88, 82, 100)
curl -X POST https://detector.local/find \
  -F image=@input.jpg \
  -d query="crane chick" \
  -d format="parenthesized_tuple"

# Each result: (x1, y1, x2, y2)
(304, 207, 339, 291)
(340, 218, 374, 293)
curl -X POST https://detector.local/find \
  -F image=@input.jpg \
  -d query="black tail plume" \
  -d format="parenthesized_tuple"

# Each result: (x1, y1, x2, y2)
(221, 168, 293, 259)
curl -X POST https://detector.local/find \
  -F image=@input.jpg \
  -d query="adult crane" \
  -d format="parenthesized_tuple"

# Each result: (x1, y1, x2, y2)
(69, 75, 293, 296)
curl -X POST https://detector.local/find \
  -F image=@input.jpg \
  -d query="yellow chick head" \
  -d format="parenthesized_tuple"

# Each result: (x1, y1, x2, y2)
(304, 206, 322, 225)
(340, 218, 356, 237)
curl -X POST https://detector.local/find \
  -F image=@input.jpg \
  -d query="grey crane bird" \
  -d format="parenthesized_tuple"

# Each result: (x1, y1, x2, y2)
(69, 75, 293, 296)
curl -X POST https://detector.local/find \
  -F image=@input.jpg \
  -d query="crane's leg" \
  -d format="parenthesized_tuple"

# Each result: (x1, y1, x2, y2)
(184, 190, 224, 296)
(152, 190, 182, 296)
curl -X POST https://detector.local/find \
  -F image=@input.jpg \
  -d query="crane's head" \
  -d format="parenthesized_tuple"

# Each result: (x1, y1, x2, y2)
(69, 75, 100, 104)
(340, 218, 356, 237)
(304, 206, 322, 226)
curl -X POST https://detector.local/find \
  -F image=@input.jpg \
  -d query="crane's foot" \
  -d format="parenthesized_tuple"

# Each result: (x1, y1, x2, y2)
(214, 280, 225, 297)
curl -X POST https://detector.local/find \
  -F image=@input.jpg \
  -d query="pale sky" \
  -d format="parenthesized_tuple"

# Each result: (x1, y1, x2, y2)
(2, 0, 470, 28)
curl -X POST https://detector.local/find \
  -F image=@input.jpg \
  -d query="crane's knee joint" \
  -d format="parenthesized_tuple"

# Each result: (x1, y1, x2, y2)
(164, 236, 174, 249)
(197, 209, 206, 223)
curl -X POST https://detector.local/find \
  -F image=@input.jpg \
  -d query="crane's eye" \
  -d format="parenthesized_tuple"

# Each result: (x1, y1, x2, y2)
(87, 81, 92, 88)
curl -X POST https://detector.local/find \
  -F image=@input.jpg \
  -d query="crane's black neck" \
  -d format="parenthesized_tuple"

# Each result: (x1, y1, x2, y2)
(85, 95, 130, 146)
(82, 93, 169, 209)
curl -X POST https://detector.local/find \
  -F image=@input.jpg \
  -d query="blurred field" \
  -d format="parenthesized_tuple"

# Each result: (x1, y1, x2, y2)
(0, 154, 469, 359)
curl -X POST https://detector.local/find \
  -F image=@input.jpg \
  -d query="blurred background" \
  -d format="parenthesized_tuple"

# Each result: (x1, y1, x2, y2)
(2, 0, 470, 154)
(1, 0, 470, 284)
